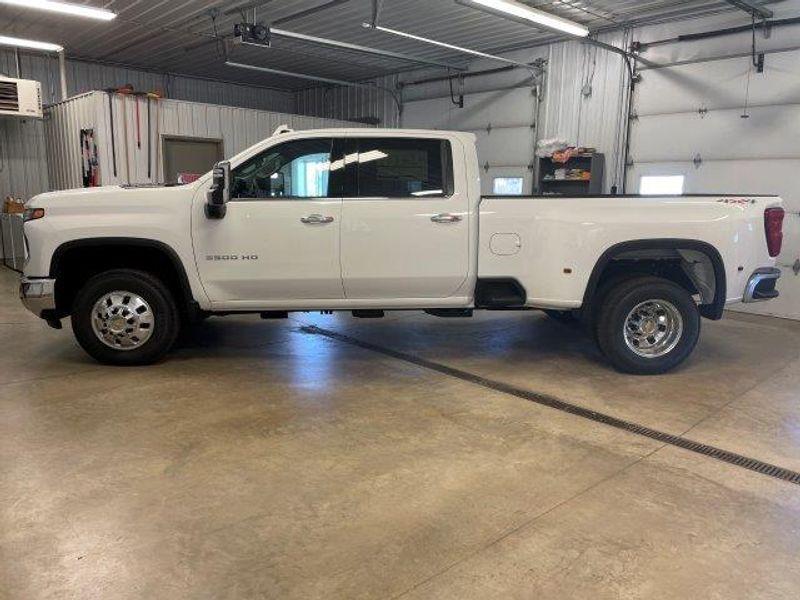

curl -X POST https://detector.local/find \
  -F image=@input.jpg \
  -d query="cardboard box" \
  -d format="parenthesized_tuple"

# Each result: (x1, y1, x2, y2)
(2, 196, 24, 214)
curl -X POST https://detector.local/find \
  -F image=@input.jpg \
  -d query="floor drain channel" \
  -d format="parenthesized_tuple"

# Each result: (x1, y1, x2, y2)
(302, 325, 800, 487)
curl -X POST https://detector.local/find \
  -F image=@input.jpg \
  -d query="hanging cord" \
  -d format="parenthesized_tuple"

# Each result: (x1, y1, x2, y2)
(611, 28, 633, 193)
(211, 10, 225, 59)
(742, 55, 753, 118)
(742, 12, 767, 118)
(0, 122, 8, 175)
(750, 13, 766, 72)
(448, 70, 464, 108)
(574, 42, 597, 147)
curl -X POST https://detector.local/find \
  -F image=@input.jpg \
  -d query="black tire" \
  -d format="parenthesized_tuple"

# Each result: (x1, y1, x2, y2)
(71, 269, 180, 365)
(595, 276, 700, 375)
(543, 309, 579, 325)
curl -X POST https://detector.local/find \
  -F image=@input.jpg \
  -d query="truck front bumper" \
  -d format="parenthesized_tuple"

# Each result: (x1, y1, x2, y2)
(19, 276, 56, 317)
(742, 267, 781, 303)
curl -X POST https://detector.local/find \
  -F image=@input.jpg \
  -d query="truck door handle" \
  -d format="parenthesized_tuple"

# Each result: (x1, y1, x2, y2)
(300, 214, 334, 225)
(431, 213, 462, 224)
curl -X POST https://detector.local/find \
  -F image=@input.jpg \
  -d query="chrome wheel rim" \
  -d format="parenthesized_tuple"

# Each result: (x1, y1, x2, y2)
(91, 291, 154, 350)
(623, 299, 683, 359)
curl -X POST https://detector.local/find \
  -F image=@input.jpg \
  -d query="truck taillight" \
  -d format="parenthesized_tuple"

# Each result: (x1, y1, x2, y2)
(764, 207, 784, 258)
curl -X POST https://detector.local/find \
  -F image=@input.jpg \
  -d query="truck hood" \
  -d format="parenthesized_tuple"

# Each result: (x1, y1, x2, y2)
(28, 183, 199, 210)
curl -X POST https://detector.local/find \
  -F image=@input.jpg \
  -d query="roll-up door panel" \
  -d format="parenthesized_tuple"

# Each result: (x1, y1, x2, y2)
(631, 105, 800, 163)
(474, 127, 533, 169)
(636, 52, 800, 116)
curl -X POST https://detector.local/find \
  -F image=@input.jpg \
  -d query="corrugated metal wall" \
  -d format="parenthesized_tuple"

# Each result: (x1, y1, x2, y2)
(0, 48, 299, 202)
(45, 91, 367, 190)
(44, 93, 102, 192)
(0, 118, 48, 204)
(540, 31, 631, 193)
(0, 49, 295, 110)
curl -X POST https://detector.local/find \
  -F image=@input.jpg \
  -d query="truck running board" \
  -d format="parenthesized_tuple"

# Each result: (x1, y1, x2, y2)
(260, 311, 289, 319)
(424, 309, 473, 318)
(352, 310, 385, 318)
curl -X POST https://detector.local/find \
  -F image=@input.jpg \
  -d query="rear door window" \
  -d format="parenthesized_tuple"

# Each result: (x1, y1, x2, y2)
(353, 138, 453, 198)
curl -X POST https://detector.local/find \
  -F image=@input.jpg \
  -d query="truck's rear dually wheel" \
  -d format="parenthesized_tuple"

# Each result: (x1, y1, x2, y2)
(71, 269, 180, 365)
(595, 276, 700, 375)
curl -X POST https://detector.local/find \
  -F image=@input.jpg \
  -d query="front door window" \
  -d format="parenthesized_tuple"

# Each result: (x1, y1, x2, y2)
(232, 138, 334, 199)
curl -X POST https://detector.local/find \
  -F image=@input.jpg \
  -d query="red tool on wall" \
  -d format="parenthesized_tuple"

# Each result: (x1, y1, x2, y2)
(115, 84, 134, 184)
(134, 94, 142, 150)
(103, 89, 117, 178)
(103, 85, 163, 184)
(146, 89, 164, 182)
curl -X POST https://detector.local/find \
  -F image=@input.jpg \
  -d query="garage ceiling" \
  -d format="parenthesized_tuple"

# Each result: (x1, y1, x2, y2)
(0, 0, 774, 90)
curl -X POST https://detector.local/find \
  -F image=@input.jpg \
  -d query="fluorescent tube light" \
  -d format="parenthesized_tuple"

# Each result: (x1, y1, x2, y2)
(0, 0, 116, 21)
(0, 35, 63, 52)
(457, 0, 589, 37)
(368, 24, 533, 69)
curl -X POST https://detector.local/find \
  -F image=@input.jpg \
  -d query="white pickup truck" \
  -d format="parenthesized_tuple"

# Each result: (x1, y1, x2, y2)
(20, 126, 784, 374)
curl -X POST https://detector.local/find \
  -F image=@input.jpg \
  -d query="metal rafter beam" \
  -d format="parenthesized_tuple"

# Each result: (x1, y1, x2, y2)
(225, 60, 402, 112)
(272, 0, 351, 26)
(223, 1, 276, 17)
(724, 0, 773, 19)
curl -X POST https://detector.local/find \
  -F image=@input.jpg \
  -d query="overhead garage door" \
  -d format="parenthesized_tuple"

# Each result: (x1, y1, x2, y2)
(402, 86, 538, 195)
(627, 51, 800, 320)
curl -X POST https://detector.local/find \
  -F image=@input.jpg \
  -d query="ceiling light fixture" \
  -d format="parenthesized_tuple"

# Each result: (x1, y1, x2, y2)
(0, 0, 116, 21)
(364, 23, 539, 71)
(456, 0, 589, 37)
(0, 35, 63, 52)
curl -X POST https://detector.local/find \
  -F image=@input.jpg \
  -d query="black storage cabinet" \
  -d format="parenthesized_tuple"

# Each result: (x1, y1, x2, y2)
(537, 153, 604, 196)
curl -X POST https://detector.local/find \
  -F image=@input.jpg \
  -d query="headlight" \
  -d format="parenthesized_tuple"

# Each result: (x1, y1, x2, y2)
(23, 208, 45, 222)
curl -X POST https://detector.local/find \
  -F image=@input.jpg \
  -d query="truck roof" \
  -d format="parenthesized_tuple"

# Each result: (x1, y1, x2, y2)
(275, 126, 475, 138)
(225, 126, 476, 169)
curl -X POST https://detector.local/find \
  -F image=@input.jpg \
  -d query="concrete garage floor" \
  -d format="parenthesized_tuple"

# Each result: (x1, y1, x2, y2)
(2, 266, 800, 599)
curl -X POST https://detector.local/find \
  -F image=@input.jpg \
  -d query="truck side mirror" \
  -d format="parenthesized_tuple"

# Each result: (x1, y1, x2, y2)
(205, 161, 231, 219)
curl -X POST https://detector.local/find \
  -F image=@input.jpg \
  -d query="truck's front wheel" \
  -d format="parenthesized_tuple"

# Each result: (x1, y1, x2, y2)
(71, 269, 180, 365)
(595, 276, 700, 375)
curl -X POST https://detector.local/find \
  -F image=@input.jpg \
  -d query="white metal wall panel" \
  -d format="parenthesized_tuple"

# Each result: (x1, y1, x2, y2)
(540, 32, 630, 193)
(43, 92, 100, 192)
(0, 118, 49, 202)
(401, 96, 451, 130)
